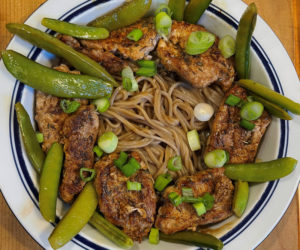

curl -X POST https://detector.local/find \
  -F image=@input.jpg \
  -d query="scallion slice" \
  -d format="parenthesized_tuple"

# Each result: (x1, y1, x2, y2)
(36, 132, 44, 143)
(137, 60, 156, 68)
(169, 192, 183, 207)
(218, 35, 236, 59)
(114, 151, 128, 169)
(121, 66, 138, 92)
(202, 193, 215, 210)
(155, 12, 172, 38)
(193, 202, 206, 216)
(182, 196, 201, 203)
(60, 99, 81, 114)
(80, 168, 96, 182)
(225, 94, 241, 106)
(182, 187, 193, 197)
(155, 3, 173, 17)
(167, 156, 182, 171)
(126, 181, 142, 191)
(93, 97, 110, 113)
(136, 67, 157, 77)
(154, 173, 172, 191)
(93, 145, 103, 158)
(240, 119, 255, 130)
(240, 101, 264, 121)
(120, 157, 140, 177)
(204, 149, 229, 168)
(148, 228, 160, 245)
(185, 31, 215, 55)
(187, 130, 201, 151)
(127, 28, 143, 41)
(98, 131, 118, 153)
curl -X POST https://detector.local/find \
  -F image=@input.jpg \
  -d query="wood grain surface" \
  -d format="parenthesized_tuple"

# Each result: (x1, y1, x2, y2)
(0, 0, 299, 250)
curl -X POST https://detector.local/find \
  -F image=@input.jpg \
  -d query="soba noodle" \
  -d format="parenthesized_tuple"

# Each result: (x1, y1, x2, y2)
(99, 74, 224, 179)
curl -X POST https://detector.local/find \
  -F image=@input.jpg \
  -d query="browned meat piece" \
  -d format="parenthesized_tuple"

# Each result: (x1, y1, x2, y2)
(94, 152, 157, 242)
(157, 21, 235, 91)
(35, 64, 85, 152)
(205, 85, 271, 163)
(59, 105, 99, 203)
(155, 168, 234, 234)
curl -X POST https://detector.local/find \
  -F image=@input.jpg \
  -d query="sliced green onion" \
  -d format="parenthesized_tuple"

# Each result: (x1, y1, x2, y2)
(126, 181, 142, 191)
(185, 31, 215, 55)
(193, 201, 206, 216)
(36, 132, 44, 143)
(247, 96, 255, 102)
(182, 187, 194, 197)
(127, 28, 143, 41)
(120, 157, 140, 177)
(98, 131, 118, 153)
(204, 149, 229, 168)
(80, 168, 96, 182)
(201, 193, 215, 210)
(154, 173, 173, 192)
(155, 3, 173, 17)
(93, 146, 103, 158)
(149, 228, 160, 245)
(237, 99, 248, 108)
(114, 151, 128, 169)
(136, 67, 157, 77)
(121, 66, 138, 92)
(137, 60, 156, 68)
(240, 119, 255, 131)
(60, 99, 80, 114)
(168, 192, 183, 207)
(155, 12, 172, 38)
(240, 101, 264, 121)
(218, 35, 236, 58)
(182, 196, 202, 203)
(225, 94, 241, 106)
(93, 97, 110, 113)
(167, 156, 182, 171)
(187, 129, 201, 151)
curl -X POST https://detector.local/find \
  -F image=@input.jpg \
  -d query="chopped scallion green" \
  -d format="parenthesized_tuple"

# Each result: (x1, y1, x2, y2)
(155, 3, 173, 17)
(127, 28, 143, 41)
(187, 129, 201, 151)
(240, 101, 264, 121)
(98, 131, 118, 153)
(148, 228, 160, 244)
(154, 173, 172, 191)
(239, 119, 255, 130)
(225, 94, 241, 106)
(137, 60, 156, 68)
(36, 132, 44, 143)
(204, 149, 229, 168)
(193, 201, 206, 216)
(182, 196, 201, 203)
(202, 193, 215, 211)
(136, 67, 157, 77)
(60, 99, 81, 114)
(155, 12, 172, 38)
(218, 35, 236, 59)
(93, 97, 110, 113)
(79, 168, 96, 182)
(121, 66, 138, 92)
(120, 157, 140, 177)
(93, 146, 103, 158)
(114, 151, 128, 169)
(185, 31, 215, 55)
(168, 192, 183, 206)
(182, 187, 193, 197)
(167, 156, 182, 171)
(126, 181, 142, 191)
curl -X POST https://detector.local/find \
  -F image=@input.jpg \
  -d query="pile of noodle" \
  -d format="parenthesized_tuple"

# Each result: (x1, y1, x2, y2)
(99, 74, 224, 179)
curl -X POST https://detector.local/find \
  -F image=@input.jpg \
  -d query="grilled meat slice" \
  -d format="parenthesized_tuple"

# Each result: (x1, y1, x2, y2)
(155, 168, 234, 234)
(205, 85, 271, 163)
(157, 21, 235, 91)
(59, 105, 99, 203)
(94, 152, 157, 242)
(35, 64, 85, 152)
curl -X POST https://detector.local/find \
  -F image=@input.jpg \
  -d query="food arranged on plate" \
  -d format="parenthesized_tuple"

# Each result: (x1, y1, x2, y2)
(2, 0, 300, 249)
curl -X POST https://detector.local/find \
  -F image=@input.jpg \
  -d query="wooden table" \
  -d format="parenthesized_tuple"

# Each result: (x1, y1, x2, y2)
(0, 0, 299, 249)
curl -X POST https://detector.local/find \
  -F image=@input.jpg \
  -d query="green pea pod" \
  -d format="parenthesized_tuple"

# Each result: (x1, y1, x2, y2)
(232, 181, 249, 217)
(168, 0, 185, 21)
(2, 50, 112, 99)
(88, 0, 152, 31)
(41, 18, 109, 40)
(250, 94, 292, 120)
(184, 0, 212, 24)
(160, 231, 223, 250)
(89, 212, 134, 249)
(235, 3, 257, 79)
(39, 142, 63, 223)
(15, 102, 45, 173)
(225, 157, 297, 182)
(48, 182, 98, 249)
(238, 79, 300, 115)
(6, 23, 117, 86)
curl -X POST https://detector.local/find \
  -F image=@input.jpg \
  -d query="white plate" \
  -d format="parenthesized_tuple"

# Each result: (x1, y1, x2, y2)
(0, 0, 299, 249)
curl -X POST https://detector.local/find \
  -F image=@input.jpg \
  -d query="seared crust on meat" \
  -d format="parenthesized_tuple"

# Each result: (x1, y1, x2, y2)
(205, 85, 271, 163)
(94, 152, 157, 242)
(59, 105, 99, 203)
(155, 168, 234, 234)
(157, 21, 235, 91)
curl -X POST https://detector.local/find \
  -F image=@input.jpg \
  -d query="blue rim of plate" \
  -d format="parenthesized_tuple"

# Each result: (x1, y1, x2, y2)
(8, 1, 288, 249)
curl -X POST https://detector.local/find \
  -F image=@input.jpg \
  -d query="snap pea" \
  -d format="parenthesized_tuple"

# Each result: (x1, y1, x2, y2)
(89, 212, 134, 249)
(238, 79, 300, 115)
(235, 3, 257, 79)
(88, 0, 152, 31)
(39, 142, 63, 223)
(6, 23, 117, 86)
(232, 181, 249, 217)
(160, 231, 223, 250)
(41, 18, 109, 40)
(184, 0, 212, 24)
(250, 94, 292, 120)
(168, 0, 185, 21)
(15, 102, 45, 173)
(225, 157, 297, 182)
(48, 182, 98, 249)
(2, 50, 112, 99)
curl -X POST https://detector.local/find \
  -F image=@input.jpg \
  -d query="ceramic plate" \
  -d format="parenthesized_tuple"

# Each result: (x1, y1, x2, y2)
(0, 0, 299, 249)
